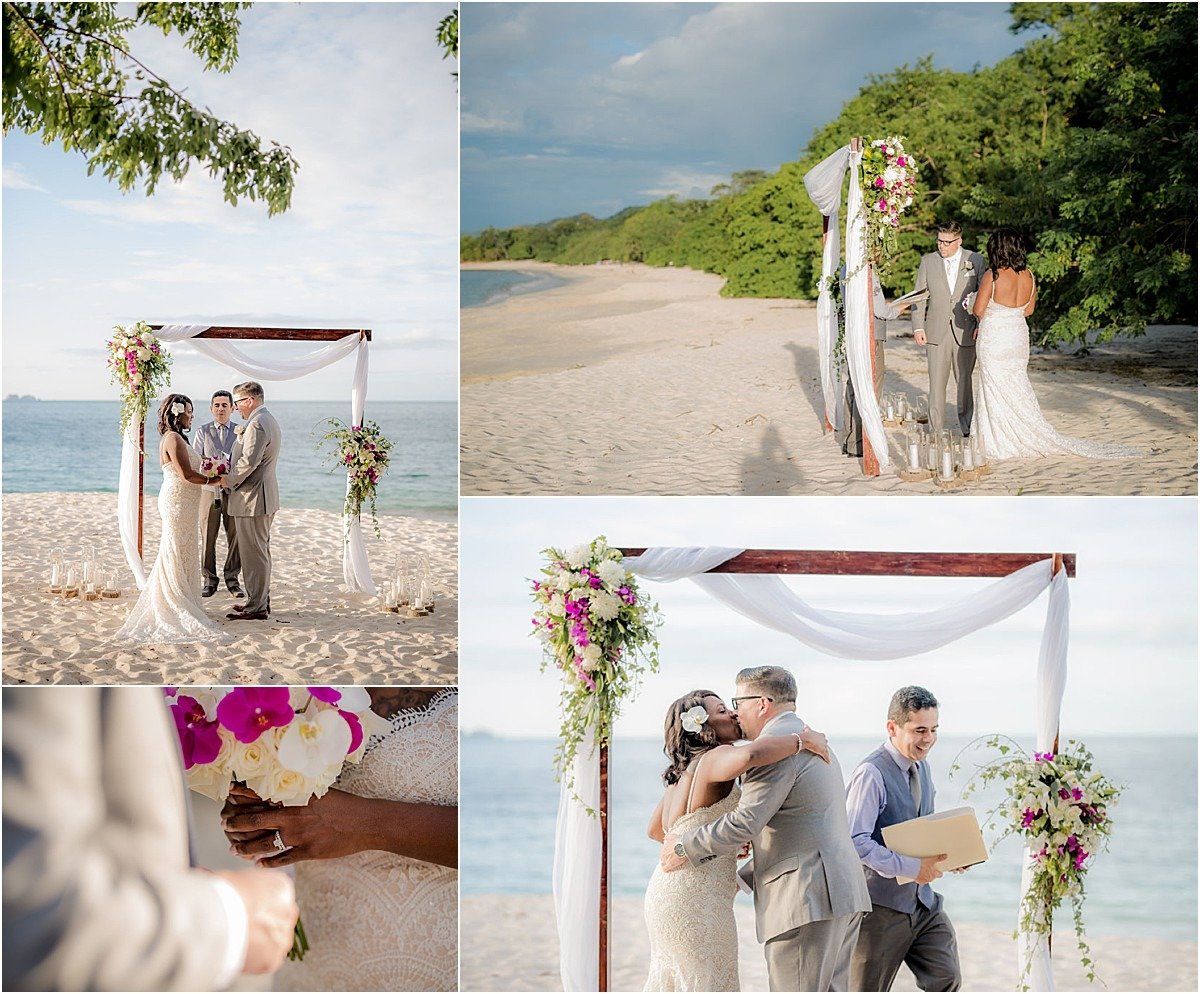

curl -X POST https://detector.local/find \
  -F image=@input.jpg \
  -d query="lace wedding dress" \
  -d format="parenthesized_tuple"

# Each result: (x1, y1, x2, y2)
(973, 293, 1142, 460)
(643, 780, 742, 992)
(275, 689, 458, 992)
(115, 445, 227, 644)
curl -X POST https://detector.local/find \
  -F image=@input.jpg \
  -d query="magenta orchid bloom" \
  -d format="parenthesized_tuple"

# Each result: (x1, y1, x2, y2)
(339, 710, 365, 753)
(570, 620, 590, 647)
(216, 687, 294, 743)
(308, 687, 342, 704)
(171, 695, 223, 769)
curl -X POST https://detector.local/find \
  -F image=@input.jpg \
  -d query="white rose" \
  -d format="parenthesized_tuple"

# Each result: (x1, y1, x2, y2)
(230, 738, 275, 783)
(257, 766, 319, 806)
(186, 762, 232, 802)
(581, 643, 602, 671)
(555, 572, 574, 593)
(136, 346, 150, 360)
(566, 544, 590, 569)
(548, 592, 566, 617)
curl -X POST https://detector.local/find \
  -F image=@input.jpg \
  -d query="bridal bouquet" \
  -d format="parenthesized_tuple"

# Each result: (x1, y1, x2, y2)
(530, 536, 662, 800)
(106, 321, 173, 436)
(956, 736, 1122, 989)
(166, 686, 389, 961)
(200, 456, 230, 479)
(859, 135, 918, 279)
(165, 686, 390, 805)
(316, 418, 394, 537)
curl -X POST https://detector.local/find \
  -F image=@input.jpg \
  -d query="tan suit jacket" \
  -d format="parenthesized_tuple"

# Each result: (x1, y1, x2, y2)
(224, 406, 281, 518)
(681, 711, 872, 943)
(3, 687, 238, 991)
(911, 250, 986, 346)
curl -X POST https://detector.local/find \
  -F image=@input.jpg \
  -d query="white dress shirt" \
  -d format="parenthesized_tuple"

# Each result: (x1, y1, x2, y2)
(943, 248, 963, 290)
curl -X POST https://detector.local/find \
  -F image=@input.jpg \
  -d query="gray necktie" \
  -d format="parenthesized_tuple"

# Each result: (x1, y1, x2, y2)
(910, 762, 922, 812)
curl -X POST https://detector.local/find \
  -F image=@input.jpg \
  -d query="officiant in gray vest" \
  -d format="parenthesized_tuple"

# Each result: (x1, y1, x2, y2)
(845, 686, 962, 992)
(192, 391, 242, 597)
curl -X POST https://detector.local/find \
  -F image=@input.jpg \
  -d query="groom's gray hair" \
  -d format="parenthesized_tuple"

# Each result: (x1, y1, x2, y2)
(735, 666, 796, 703)
(888, 686, 939, 724)
(233, 380, 264, 401)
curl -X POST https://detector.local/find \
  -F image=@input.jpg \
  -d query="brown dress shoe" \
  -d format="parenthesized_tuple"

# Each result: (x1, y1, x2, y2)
(227, 610, 269, 621)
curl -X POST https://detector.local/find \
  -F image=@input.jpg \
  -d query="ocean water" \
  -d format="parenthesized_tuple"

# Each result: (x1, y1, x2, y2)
(461, 733, 1197, 941)
(461, 268, 566, 308)
(1, 400, 456, 517)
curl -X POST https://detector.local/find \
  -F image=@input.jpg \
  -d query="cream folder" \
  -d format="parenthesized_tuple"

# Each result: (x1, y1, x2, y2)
(881, 806, 989, 884)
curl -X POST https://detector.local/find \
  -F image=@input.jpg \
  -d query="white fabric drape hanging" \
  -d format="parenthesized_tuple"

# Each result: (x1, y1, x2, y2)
(802, 144, 888, 465)
(552, 546, 1069, 990)
(117, 325, 375, 594)
(803, 144, 851, 432)
(844, 149, 889, 467)
(553, 726, 602, 993)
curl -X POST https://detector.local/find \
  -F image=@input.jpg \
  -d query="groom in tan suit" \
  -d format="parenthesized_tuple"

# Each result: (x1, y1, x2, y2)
(911, 222, 986, 437)
(661, 666, 872, 991)
(3, 687, 298, 991)
(220, 381, 282, 621)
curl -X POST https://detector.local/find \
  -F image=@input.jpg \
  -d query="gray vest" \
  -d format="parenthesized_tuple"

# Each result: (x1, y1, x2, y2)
(863, 745, 938, 913)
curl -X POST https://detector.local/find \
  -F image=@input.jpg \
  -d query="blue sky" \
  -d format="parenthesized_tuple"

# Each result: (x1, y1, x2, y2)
(3, 3, 458, 402)
(461, 2, 1041, 231)
(459, 496, 1198, 739)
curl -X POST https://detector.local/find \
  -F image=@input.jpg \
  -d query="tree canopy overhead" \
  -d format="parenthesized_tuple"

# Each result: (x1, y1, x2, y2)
(3, 1, 299, 214)
(462, 2, 1197, 345)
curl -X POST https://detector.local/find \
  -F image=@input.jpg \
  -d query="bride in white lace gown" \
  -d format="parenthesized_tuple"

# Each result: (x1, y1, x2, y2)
(222, 688, 458, 992)
(116, 394, 228, 644)
(972, 228, 1142, 461)
(643, 691, 827, 992)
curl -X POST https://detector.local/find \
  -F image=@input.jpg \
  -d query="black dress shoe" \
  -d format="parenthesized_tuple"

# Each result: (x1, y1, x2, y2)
(231, 603, 250, 613)
(202, 585, 217, 598)
(226, 582, 243, 596)
(227, 610, 269, 621)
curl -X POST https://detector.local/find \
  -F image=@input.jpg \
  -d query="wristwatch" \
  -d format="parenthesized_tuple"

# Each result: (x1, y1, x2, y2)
(673, 841, 686, 860)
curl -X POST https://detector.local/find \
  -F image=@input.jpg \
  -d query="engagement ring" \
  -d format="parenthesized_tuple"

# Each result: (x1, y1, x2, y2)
(272, 830, 286, 852)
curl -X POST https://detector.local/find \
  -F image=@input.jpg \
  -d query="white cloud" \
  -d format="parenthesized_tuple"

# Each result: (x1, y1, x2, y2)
(3, 164, 47, 192)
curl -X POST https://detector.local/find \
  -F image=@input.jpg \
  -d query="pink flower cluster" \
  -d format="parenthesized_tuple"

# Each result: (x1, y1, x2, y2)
(164, 687, 363, 769)
(863, 137, 918, 231)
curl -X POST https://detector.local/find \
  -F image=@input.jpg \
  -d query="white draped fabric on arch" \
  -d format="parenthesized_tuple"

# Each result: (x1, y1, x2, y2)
(803, 143, 889, 470)
(117, 325, 377, 596)
(553, 547, 1069, 992)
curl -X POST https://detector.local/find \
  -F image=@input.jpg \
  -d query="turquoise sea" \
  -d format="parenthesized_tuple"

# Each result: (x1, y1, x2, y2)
(460, 267, 566, 308)
(1, 400, 456, 518)
(461, 733, 1197, 941)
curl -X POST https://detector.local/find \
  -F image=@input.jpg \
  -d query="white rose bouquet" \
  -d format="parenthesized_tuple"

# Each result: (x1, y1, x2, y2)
(166, 686, 392, 961)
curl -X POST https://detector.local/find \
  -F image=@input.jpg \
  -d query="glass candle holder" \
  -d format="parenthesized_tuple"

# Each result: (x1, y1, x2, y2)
(63, 566, 79, 599)
(49, 561, 63, 593)
(905, 427, 922, 472)
(884, 395, 897, 421)
(937, 431, 955, 482)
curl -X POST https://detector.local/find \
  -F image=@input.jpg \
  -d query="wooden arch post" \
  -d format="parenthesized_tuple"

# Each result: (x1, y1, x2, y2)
(589, 548, 1078, 990)
(135, 326, 371, 558)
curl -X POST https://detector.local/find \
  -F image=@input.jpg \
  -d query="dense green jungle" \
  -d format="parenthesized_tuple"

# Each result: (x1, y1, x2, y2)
(461, 3, 1196, 345)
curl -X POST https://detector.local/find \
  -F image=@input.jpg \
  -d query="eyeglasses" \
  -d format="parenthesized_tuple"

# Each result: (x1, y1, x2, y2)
(730, 695, 773, 711)
(936, 237, 961, 246)
(232, 397, 252, 407)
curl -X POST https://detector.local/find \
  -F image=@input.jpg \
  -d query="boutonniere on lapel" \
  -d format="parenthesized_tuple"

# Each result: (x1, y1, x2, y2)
(962, 260, 975, 278)
(234, 424, 246, 437)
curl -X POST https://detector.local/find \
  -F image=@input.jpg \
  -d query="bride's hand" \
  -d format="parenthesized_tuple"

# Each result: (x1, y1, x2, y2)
(798, 726, 831, 764)
(221, 783, 280, 859)
(222, 788, 374, 867)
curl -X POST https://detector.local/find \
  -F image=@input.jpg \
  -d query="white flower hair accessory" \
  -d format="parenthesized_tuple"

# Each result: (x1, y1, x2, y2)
(170, 402, 185, 416)
(681, 705, 709, 735)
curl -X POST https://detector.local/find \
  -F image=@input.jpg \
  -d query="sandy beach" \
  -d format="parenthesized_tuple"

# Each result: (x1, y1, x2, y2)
(2, 493, 457, 685)
(461, 894, 1197, 992)
(461, 262, 1197, 496)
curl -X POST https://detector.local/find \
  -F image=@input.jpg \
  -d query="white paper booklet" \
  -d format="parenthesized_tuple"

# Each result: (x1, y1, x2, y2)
(881, 805, 988, 884)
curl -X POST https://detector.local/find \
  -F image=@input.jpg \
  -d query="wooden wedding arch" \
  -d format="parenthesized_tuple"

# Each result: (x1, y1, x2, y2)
(135, 325, 372, 557)
(585, 547, 1076, 991)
